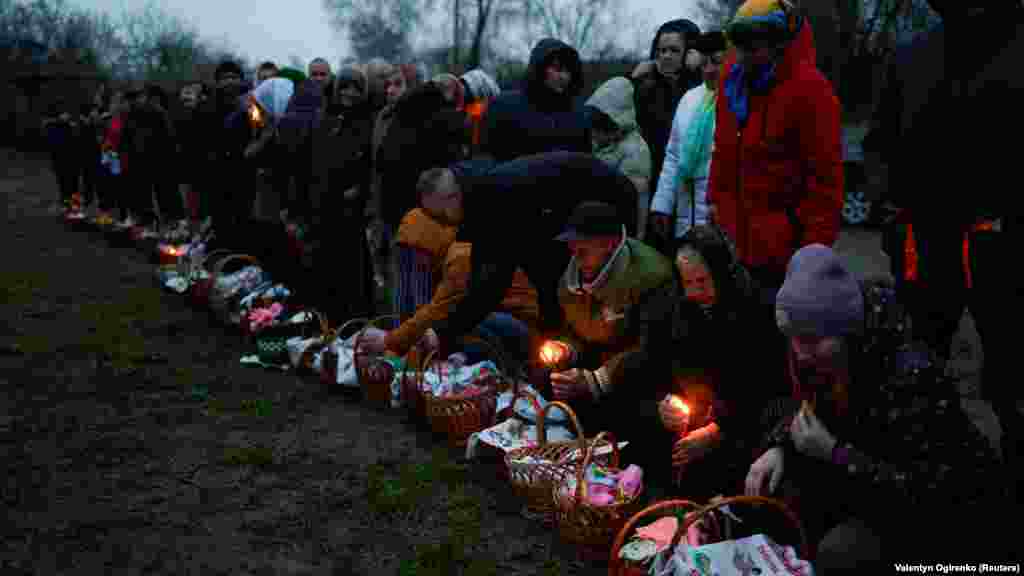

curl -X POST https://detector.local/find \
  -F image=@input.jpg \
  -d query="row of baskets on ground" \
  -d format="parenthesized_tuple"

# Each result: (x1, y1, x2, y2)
(75, 215, 816, 574)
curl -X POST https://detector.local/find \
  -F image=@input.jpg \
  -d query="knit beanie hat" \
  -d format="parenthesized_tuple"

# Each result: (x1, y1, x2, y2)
(775, 244, 864, 338)
(727, 0, 801, 48)
(461, 69, 501, 102)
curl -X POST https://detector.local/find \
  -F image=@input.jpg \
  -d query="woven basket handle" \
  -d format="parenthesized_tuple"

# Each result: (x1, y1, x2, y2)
(209, 254, 261, 288)
(574, 430, 620, 504)
(338, 317, 371, 342)
(670, 495, 809, 558)
(537, 400, 584, 449)
(353, 313, 400, 352)
(197, 248, 233, 270)
(417, 349, 442, 392)
(608, 499, 703, 573)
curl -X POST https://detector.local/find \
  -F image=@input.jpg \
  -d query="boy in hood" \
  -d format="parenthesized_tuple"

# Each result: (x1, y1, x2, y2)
(478, 38, 589, 162)
(584, 77, 652, 238)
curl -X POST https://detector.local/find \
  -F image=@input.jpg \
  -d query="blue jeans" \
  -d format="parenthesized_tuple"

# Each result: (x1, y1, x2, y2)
(464, 312, 529, 374)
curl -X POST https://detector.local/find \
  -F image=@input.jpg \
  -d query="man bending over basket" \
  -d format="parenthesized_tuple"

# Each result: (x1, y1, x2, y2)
(744, 244, 1003, 568)
(422, 152, 640, 357)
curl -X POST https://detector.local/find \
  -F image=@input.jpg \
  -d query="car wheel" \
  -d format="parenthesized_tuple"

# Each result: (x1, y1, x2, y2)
(841, 189, 872, 226)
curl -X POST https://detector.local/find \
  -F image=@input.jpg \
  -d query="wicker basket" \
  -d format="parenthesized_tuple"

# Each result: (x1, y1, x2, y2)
(419, 349, 504, 449)
(672, 496, 809, 556)
(503, 397, 593, 523)
(207, 253, 263, 321)
(607, 499, 703, 576)
(552, 431, 644, 554)
(188, 250, 238, 308)
(354, 315, 402, 407)
(255, 310, 322, 365)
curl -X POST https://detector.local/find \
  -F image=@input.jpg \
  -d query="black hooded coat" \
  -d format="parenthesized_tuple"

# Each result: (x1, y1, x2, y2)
(633, 19, 702, 183)
(431, 151, 639, 352)
(478, 38, 590, 162)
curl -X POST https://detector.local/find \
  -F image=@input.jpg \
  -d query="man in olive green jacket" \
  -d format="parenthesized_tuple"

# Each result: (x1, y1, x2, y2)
(547, 202, 674, 431)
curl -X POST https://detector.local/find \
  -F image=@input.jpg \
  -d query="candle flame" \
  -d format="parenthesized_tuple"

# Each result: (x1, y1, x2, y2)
(668, 395, 690, 415)
(539, 341, 562, 365)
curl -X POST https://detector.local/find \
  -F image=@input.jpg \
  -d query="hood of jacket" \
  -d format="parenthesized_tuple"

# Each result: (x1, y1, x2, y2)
(251, 77, 295, 120)
(525, 38, 584, 108)
(585, 77, 638, 134)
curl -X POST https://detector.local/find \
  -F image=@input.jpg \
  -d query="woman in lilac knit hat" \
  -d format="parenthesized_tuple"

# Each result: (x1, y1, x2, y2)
(745, 244, 1002, 568)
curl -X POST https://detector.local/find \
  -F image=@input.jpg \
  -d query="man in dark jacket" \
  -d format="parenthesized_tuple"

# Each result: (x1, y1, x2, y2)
(204, 60, 254, 244)
(120, 83, 176, 233)
(418, 152, 638, 354)
(479, 38, 590, 162)
(632, 19, 702, 184)
(863, 0, 1021, 493)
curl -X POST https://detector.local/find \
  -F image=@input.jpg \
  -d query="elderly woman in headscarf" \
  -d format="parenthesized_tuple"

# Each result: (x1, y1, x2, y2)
(307, 65, 377, 324)
(244, 76, 295, 161)
(619, 224, 761, 497)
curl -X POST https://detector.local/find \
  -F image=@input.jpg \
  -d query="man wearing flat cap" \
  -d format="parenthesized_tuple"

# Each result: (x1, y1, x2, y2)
(545, 201, 673, 427)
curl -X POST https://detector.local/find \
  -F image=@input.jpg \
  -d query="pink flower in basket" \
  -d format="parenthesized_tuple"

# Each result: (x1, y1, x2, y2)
(248, 303, 284, 331)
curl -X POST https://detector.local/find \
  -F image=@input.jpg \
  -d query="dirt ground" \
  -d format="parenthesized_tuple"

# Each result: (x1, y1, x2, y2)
(0, 148, 1003, 575)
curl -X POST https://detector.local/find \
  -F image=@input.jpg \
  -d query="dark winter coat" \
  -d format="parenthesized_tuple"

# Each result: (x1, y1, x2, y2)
(633, 19, 702, 182)
(432, 151, 639, 351)
(478, 38, 590, 163)
(760, 281, 1000, 552)
(375, 83, 469, 228)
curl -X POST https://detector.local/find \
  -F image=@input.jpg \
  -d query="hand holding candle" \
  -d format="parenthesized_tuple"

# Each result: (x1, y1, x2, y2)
(539, 340, 574, 369)
(659, 394, 691, 435)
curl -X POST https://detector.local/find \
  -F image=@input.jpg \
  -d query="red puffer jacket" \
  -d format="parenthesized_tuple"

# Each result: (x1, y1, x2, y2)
(707, 22, 843, 275)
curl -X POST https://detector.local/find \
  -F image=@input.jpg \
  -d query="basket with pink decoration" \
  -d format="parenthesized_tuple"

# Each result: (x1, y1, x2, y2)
(551, 431, 645, 556)
(608, 496, 810, 576)
(503, 396, 614, 524)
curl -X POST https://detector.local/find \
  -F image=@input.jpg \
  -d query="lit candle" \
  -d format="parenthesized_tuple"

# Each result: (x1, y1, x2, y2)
(666, 394, 691, 436)
(539, 341, 563, 366)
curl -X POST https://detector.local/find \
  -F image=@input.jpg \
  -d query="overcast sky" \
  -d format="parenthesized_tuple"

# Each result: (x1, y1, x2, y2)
(69, 0, 701, 70)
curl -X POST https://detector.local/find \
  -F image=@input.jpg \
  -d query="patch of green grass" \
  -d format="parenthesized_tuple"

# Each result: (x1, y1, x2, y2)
(222, 445, 274, 467)
(379, 450, 491, 575)
(0, 271, 49, 306)
(240, 398, 273, 417)
(13, 332, 53, 355)
(74, 289, 166, 369)
(541, 559, 564, 575)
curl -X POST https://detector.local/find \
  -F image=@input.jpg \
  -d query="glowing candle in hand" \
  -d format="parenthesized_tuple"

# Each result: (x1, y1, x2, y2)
(539, 341, 563, 366)
(667, 395, 691, 436)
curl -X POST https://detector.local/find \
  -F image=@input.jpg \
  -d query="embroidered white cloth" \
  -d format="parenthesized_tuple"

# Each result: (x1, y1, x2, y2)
(650, 534, 814, 576)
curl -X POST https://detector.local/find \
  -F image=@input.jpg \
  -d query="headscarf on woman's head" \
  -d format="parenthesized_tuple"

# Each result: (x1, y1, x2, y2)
(672, 224, 753, 313)
(250, 76, 295, 120)
(431, 73, 465, 109)
(276, 67, 307, 86)
(460, 69, 501, 102)
(723, 0, 803, 126)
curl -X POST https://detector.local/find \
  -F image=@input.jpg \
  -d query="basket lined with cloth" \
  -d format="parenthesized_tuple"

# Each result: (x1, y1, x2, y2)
(552, 432, 645, 556)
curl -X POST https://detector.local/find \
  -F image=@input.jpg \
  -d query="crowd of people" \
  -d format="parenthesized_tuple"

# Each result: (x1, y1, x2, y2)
(39, 0, 1019, 568)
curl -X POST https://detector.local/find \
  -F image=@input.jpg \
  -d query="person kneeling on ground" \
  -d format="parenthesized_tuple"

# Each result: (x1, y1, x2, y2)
(619, 224, 763, 497)
(543, 201, 674, 436)
(744, 244, 1002, 568)
(358, 170, 540, 375)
